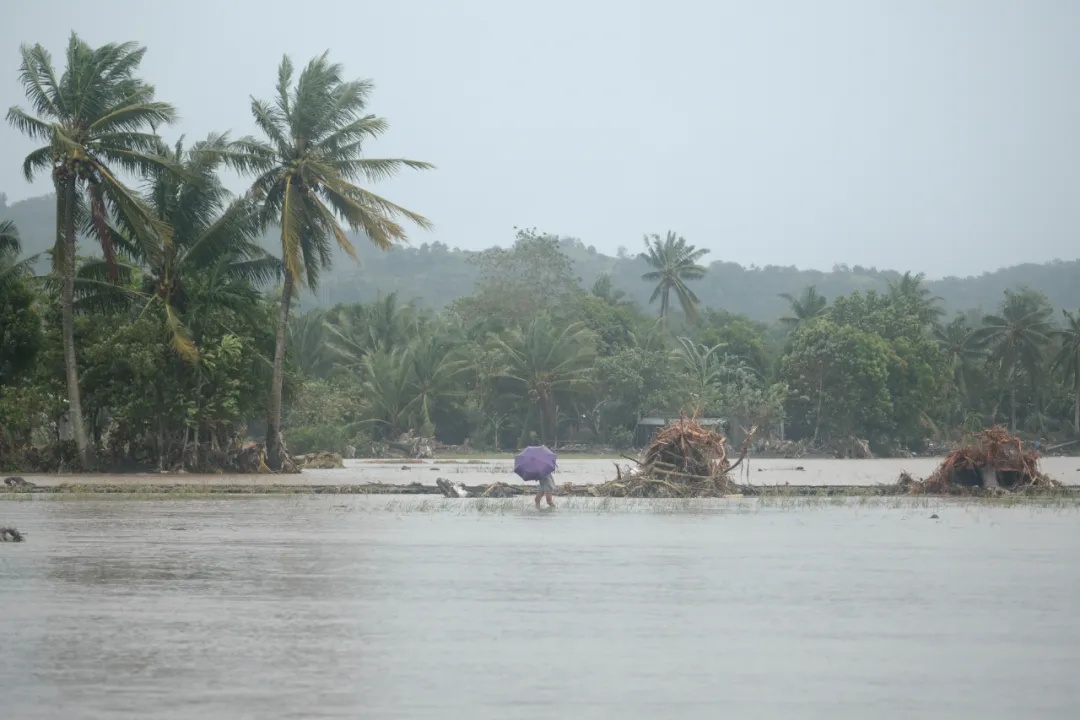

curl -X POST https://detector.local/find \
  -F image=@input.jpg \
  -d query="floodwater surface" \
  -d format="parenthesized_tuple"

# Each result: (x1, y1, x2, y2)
(15, 455, 1080, 487)
(1, 496, 1078, 719)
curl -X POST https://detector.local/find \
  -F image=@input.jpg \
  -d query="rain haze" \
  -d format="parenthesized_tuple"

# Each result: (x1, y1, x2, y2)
(1, 0, 1078, 275)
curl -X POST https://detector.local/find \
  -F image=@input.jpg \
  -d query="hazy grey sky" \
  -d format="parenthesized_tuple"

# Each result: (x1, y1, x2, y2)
(2, 0, 1078, 274)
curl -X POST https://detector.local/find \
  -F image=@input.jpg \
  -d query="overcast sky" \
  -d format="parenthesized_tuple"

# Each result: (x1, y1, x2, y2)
(2, 0, 1078, 275)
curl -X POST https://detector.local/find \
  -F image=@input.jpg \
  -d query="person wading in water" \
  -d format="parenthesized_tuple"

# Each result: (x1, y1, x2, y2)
(535, 472, 556, 509)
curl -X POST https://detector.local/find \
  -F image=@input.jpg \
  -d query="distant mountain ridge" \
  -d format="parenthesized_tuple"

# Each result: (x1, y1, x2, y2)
(5, 191, 1080, 321)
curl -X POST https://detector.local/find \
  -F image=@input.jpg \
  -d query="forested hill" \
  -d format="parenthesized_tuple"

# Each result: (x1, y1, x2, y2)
(5, 191, 1080, 321)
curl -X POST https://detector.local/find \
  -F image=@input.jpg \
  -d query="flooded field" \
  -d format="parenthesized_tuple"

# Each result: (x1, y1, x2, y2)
(1, 495, 1079, 719)
(12, 455, 1080, 488)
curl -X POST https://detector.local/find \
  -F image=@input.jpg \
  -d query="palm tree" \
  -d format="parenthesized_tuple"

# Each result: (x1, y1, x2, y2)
(226, 53, 433, 468)
(84, 134, 277, 360)
(403, 332, 465, 430)
(0, 219, 44, 393)
(0, 221, 36, 287)
(360, 346, 414, 437)
(492, 317, 596, 445)
(325, 293, 416, 372)
(591, 273, 630, 306)
(0, 220, 17, 255)
(640, 231, 709, 324)
(888, 271, 943, 325)
(1053, 309, 1080, 437)
(933, 315, 983, 398)
(6, 34, 177, 468)
(287, 309, 335, 378)
(779, 286, 828, 329)
(973, 289, 1055, 431)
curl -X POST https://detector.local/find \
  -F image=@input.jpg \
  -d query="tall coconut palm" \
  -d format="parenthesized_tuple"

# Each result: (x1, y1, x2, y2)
(640, 231, 709, 324)
(1053, 309, 1080, 437)
(779, 286, 828, 329)
(6, 33, 177, 468)
(973, 289, 1054, 431)
(226, 53, 433, 468)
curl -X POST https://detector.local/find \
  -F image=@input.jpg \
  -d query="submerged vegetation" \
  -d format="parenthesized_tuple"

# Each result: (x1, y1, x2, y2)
(3, 33, 1080, 478)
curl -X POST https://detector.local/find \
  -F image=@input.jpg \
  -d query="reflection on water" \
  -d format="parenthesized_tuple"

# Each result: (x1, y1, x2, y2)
(1, 497, 1079, 719)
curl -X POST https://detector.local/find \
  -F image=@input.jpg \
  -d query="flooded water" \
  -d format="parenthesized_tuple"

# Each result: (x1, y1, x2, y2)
(1, 496, 1079, 719)
(15, 455, 1080, 487)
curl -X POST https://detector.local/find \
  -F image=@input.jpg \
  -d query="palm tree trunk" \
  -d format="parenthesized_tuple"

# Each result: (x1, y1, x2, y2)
(57, 179, 92, 469)
(812, 375, 825, 442)
(1010, 385, 1017, 432)
(265, 272, 295, 470)
(1074, 383, 1079, 438)
(538, 394, 551, 446)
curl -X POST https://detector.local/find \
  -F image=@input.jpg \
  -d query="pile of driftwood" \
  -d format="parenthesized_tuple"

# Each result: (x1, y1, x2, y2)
(594, 417, 754, 498)
(897, 427, 1060, 495)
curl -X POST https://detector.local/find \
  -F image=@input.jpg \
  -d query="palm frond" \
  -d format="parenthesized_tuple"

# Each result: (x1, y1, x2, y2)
(14, 43, 64, 119)
(0, 220, 21, 256)
(4, 106, 53, 143)
(88, 101, 177, 133)
(19, 144, 54, 181)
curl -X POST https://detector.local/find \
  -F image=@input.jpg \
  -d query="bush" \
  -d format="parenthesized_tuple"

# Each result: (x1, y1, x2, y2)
(604, 426, 636, 449)
(285, 424, 373, 455)
(285, 425, 348, 455)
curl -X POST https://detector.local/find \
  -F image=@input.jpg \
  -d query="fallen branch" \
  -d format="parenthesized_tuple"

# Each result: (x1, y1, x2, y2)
(725, 425, 758, 474)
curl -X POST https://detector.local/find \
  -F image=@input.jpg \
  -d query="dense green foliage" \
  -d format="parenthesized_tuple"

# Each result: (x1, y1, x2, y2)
(3, 34, 1080, 471)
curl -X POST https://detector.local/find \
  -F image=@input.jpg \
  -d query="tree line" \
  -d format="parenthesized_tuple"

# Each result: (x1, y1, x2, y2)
(274, 230, 1080, 458)
(11, 189, 1080, 324)
(2, 34, 1080, 472)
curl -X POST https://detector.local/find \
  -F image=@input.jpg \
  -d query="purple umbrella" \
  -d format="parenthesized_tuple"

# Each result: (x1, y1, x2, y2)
(514, 445, 558, 481)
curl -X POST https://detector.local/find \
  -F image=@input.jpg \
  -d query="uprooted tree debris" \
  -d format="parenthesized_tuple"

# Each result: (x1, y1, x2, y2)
(371, 431, 436, 460)
(591, 417, 756, 497)
(896, 427, 1061, 495)
(296, 452, 345, 469)
(436, 478, 527, 498)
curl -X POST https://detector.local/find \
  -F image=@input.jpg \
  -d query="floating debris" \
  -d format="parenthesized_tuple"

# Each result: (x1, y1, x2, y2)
(1, 527, 25, 542)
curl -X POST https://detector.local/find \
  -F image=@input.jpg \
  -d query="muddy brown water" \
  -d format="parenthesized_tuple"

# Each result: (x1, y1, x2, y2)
(1, 494, 1079, 719)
